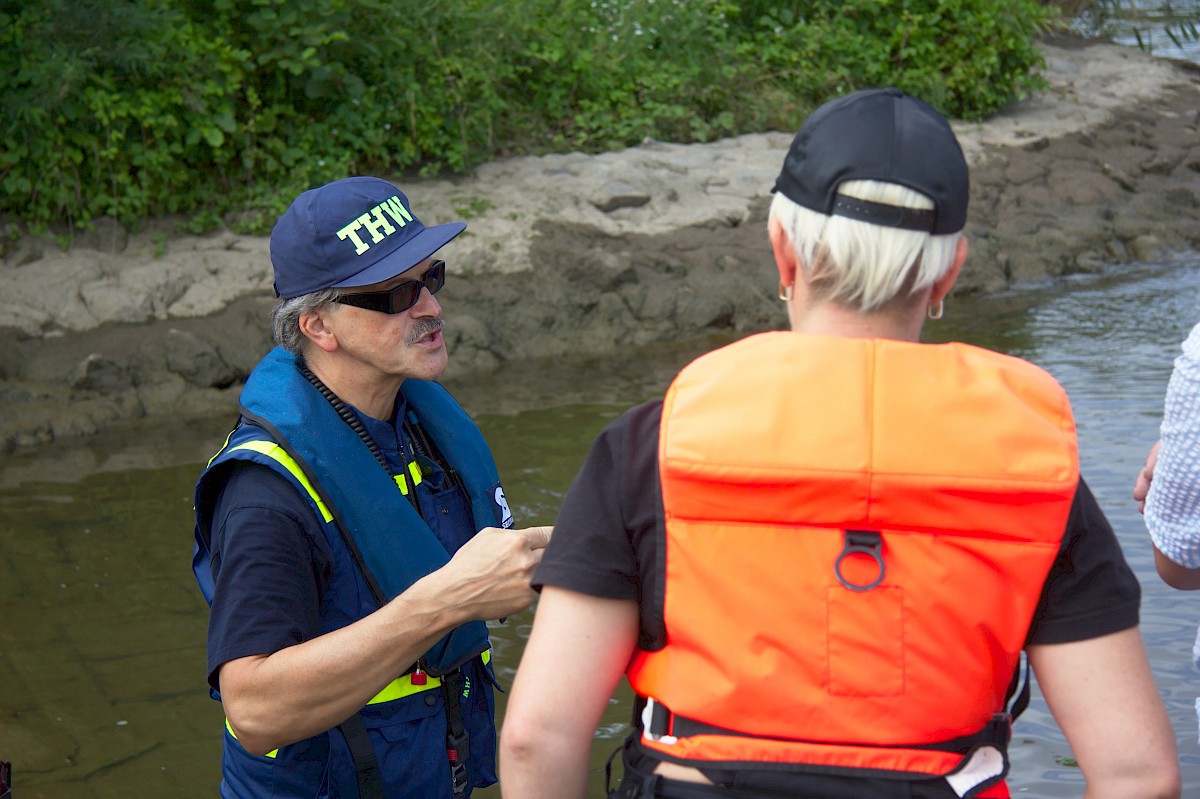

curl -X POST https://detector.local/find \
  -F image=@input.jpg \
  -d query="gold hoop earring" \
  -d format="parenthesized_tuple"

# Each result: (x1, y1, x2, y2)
(778, 282, 793, 302)
(927, 300, 944, 320)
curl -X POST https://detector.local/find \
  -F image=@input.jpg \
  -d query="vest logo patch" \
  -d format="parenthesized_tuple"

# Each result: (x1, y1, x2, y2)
(492, 484, 514, 529)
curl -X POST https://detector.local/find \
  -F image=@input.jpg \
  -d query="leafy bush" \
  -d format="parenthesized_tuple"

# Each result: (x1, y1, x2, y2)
(733, 0, 1056, 120)
(0, 0, 1058, 235)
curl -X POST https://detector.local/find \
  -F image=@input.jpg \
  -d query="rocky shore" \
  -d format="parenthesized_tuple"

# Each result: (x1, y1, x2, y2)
(2, 38, 1199, 452)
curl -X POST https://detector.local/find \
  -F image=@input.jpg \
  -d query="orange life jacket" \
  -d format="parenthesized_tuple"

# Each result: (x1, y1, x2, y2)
(626, 332, 1079, 797)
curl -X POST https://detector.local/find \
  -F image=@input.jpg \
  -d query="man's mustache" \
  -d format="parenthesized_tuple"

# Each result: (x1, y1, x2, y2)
(407, 317, 444, 345)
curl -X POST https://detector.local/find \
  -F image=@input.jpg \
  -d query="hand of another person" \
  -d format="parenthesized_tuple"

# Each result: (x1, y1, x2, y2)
(437, 525, 553, 622)
(1133, 439, 1162, 514)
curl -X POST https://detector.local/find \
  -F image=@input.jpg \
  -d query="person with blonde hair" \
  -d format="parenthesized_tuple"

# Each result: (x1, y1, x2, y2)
(500, 88, 1179, 799)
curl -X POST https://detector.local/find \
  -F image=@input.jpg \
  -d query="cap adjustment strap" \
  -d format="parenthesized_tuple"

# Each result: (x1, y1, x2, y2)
(832, 196, 938, 233)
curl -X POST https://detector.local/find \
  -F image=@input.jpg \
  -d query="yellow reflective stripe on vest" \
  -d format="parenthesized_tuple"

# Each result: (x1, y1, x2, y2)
(226, 717, 278, 758)
(228, 440, 334, 523)
(207, 428, 236, 468)
(223, 653, 490, 756)
(368, 649, 491, 705)
(392, 460, 424, 496)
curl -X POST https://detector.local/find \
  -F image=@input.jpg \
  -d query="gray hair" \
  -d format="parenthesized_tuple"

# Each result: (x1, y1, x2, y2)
(271, 288, 341, 355)
(769, 181, 962, 313)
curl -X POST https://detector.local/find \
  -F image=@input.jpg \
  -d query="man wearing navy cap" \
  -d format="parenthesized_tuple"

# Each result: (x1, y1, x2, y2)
(500, 90, 1178, 798)
(192, 177, 551, 799)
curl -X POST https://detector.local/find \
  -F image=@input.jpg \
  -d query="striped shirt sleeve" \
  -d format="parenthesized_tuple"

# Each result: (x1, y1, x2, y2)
(1146, 322, 1200, 568)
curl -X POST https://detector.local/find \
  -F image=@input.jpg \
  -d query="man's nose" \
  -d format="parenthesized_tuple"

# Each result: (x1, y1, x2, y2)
(410, 285, 441, 317)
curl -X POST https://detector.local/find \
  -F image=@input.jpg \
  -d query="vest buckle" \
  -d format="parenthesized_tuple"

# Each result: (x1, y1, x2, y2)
(834, 530, 886, 592)
(641, 697, 679, 745)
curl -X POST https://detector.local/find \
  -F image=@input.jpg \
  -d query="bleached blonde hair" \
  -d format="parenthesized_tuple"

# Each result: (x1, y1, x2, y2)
(769, 180, 961, 313)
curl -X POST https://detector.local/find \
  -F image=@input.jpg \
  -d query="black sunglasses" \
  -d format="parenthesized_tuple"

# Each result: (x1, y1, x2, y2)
(333, 260, 446, 314)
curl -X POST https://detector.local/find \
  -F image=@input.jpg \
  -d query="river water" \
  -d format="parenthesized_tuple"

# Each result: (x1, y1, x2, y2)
(2, 258, 1200, 797)
(1090, 0, 1200, 62)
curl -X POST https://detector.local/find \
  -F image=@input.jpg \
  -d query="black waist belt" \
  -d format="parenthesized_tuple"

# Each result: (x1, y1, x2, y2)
(614, 746, 769, 799)
(645, 697, 1012, 757)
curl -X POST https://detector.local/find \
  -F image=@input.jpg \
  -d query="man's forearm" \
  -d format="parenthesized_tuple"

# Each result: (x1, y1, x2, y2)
(220, 524, 550, 755)
(221, 582, 468, 754)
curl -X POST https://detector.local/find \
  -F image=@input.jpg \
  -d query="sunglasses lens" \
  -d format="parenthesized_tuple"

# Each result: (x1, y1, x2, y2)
(389, 262, 444, 312)
(390, 284, 422, 313)
(337, 261, 446, 314)
(427, 261, 446, 294)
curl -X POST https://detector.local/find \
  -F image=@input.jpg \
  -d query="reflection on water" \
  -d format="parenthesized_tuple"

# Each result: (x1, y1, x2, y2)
(1088, 0, 1200, 62)
(3, 259, 1200, 797)
(0, 462, 224, 798)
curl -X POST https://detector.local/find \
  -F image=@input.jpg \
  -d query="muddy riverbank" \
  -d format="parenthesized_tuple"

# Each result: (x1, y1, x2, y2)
(2, 38, 1199, 451)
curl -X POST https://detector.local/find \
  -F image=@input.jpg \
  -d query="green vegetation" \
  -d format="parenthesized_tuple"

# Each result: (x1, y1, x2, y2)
(1, 0, 1060, 235)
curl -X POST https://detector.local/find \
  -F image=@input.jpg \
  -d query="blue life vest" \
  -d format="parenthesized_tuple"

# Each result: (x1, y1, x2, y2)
(193, 347, 512, 798)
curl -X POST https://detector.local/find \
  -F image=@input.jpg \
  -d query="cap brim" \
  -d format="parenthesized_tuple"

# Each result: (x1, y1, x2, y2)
(331, 221, 466, 289)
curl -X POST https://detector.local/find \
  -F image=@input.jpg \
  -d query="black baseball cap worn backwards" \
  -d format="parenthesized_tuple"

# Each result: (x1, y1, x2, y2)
(773, 87, 969, 235)
(270, 176, 466, 299)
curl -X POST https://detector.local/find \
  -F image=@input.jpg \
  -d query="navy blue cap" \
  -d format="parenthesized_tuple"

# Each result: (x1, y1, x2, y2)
(269, 176, 466, 299)
(773, 88, 969, 234)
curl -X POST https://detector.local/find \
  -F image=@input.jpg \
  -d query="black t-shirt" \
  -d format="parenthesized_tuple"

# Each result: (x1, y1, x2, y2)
(534, 399, 1143, 796)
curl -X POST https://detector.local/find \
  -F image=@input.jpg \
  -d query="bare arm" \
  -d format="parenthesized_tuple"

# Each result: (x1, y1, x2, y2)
(1133, 440, 1200, 587)
(1027, 627, 1180, 799)
(1135, 438, 1200, 588)
(220, 524, 552, 755)
(1140, 324, 1200, 587)
(1153, 547, 1200, 590)
(500, 587, 640, 799)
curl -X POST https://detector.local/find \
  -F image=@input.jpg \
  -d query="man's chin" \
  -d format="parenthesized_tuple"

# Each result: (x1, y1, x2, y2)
(406, 347, 449, 382)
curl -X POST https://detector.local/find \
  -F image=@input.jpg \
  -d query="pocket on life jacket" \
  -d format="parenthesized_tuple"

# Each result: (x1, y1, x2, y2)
(827, 584, 905, 696)
(426, 481, 475, 555)
(362, 692, 455, 797)
(221, 723, 331, 797)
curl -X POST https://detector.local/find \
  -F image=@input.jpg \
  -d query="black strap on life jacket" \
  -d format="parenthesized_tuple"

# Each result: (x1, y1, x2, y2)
(607, 743, 784, 799)
(337, 663, 480, 799)
(338, 714, 384, 799)
(441, 669, 471, 796)
(645, 698, 1011, 759)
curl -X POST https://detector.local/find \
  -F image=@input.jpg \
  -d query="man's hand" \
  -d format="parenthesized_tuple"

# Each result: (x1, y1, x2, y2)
(1132, 439, 1161, 513)
(422, 525, 553, 623)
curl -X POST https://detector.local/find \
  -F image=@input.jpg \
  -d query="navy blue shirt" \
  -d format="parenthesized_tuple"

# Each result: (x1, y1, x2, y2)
(205, 396, 474, 691)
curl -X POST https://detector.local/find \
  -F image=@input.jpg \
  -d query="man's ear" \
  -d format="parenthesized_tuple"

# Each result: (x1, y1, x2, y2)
(930, 236, 968, 306)
(299, 307, 340, 354)
(769, 216, 799, 290)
